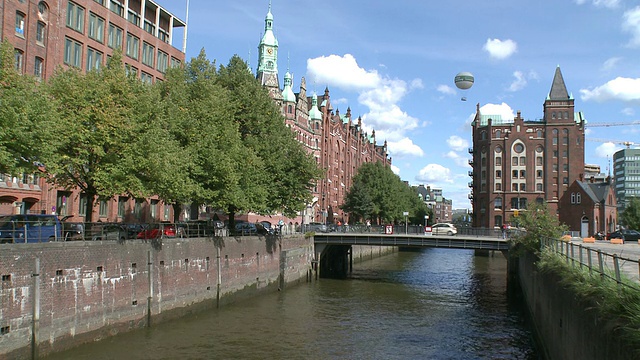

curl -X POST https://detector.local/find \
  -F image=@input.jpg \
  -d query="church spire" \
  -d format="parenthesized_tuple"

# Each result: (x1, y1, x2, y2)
(257, 1, 280, 92)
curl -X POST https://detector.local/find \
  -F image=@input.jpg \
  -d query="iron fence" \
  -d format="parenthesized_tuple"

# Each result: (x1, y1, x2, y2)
(541, 237, 640, 290)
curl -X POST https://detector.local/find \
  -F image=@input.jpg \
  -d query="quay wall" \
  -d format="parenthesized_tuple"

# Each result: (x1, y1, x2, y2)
(517, 252, 636, 360)
(0, 235, 313, 359)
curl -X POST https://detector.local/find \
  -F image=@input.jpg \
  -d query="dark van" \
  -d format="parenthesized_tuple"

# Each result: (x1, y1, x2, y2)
(0, 214, 63, 243)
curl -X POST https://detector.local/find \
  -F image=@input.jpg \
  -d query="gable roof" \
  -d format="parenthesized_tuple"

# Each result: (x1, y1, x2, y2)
(576, 181, 612, 204)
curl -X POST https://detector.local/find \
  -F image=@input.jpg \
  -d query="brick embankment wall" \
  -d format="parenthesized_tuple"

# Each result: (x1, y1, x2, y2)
(351, 245, 397, 263)
(517, 252, 636, 360)
(0, 235, 313, 359)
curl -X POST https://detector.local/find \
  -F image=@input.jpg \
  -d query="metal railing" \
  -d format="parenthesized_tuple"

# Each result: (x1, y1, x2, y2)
(541, 237, 640, 289)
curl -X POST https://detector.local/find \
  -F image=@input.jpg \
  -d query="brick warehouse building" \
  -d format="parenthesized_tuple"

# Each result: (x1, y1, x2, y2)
(0, 0, 186, 221)
(256, 4, 391, 225)
(469, 66, 586, 229)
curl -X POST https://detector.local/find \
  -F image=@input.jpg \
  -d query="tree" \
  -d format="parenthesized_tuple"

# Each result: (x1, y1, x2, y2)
(510, 202, 568, 256)
(0, 40, 56, 175)
(342, 162, 428, 224)
(619, 197, 640, 230)
(43, 51, 163, 222)
(215, 55, 321, 222)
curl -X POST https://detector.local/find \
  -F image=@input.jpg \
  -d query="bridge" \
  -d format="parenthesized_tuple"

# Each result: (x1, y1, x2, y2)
(312, 232, 509, 278)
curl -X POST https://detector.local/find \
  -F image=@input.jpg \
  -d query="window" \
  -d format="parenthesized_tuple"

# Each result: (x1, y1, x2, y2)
(563, 164, 568, 172)
(163, 206, 170, 221)
(36, 21, 46, 44)
(577, 193, 582, 204)
(552, 137, 558, 145)
(134, 199, 143, 219)
(110, 0, 124, 16)
(495, 183, 502, 191)
(88, 13, 104, 43)
(536, 183, 543, 191)
(94, 0, 105, 4)
(537, 130, 543, 138)
(553, 164, 558, 171)
(128, 10, 140, 26)
(142, 42, 154, 67)
(66, 2, 85, 33)
(511, 197, 519, 209)
(520, 183, 526, 191)
(514, 143, 524, 153)
(519, 157, 525, 166)
(117, 196, 127, 217)
(171, 57, 181, 68)
(86, 48, 102, 71)
(141, 72, 153, 84)
(562, 150, 568, 158)
(553, 150, 558, 158)
(108, 24, 123, 49)
(495, 156, 502, 166)
(520, 170, 526, 178)
(496, 130, 501, 138)
(512, 170, 518, 178)
(512, 157, 518, 166)
(15, 12, 25, 36)
(64, 38, 83, 67)
(481, 170, 486, 180)
(563, 137, 568, 145)
(512, 184, 518, 191)
(126, 33, 139, 59)
(14, 49, 23, 72)
(536, 156, 543, 166)
(496, 170, 501, 179)
(125, 64, 138, 77)
(536, 170, 542, 178)
(99, 199, 108, 217)
(79, 193, 88, 217)
(150, 200, 158, 219)
(34, 57, 43, 79)
(38, 1, 48, 16)
(143, 20, 155, 35)
(563, 177, 569, 184)
(157, 51, 168, 73)
(495, 197, 502, 210)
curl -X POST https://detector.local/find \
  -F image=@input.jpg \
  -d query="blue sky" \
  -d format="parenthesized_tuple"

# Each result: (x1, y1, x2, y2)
(161, 0, 640, 210)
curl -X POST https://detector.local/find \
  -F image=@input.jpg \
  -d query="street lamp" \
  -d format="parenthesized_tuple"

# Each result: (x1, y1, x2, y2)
(424, 215, 429, 228)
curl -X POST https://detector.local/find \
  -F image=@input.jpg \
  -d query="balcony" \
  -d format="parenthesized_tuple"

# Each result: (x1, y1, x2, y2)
(468, 147, 473, 154)
(468, 182, 473, 188)
(468, 171, 474, 177)
(468, 193, 474, 199)
(468, 159, 474, 166)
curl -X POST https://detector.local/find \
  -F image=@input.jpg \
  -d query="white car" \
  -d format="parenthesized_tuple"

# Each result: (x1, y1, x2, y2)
(431, 223, 457, 236)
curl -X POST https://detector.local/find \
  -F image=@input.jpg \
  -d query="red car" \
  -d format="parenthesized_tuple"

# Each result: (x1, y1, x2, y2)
(137, 223, 177, 240)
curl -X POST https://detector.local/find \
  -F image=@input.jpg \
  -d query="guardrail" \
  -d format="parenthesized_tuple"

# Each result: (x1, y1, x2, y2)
(541, 237, 640, 289)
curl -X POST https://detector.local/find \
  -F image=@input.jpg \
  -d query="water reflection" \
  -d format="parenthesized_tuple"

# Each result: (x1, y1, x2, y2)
(44, 248, 538, 360)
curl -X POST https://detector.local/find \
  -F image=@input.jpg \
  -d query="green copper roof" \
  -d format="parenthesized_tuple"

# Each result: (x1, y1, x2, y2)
(282, 72, 296, 102)
(476, 114, 513, 126)
(309, 93, 322, 120)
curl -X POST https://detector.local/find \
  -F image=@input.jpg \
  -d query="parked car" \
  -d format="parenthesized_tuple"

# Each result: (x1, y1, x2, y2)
(431, 223, 457, 236)
(234, 222, 257, 236)
(124, 223, 147, 239)
(91, 223, 129, 241)
(606, 229, 640, 242)
(0, 214, 63, 243)
(137, 223, 177, 240)
(61, 216, 85, 241)
(307, 222, 327, 233)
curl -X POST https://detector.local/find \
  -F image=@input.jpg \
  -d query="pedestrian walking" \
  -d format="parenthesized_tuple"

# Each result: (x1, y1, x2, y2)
(501, 223, 507, 239)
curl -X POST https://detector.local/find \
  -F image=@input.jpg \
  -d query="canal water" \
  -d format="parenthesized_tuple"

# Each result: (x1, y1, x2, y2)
(44, 248, 540, 359)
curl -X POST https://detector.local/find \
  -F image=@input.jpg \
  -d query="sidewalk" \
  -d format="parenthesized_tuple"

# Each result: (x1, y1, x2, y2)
(568, 240, 640, 284)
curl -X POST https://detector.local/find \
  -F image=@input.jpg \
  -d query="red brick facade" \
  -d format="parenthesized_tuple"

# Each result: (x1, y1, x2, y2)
(470, 67, 586, 229)
(0, 0, 186, 221)
(256, 6, 391, 226)
(558, 179, 617, 237)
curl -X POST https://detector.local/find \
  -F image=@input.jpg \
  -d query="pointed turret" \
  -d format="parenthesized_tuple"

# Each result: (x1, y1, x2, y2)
(548, 65, 569, 100)
(257, 1, 280, 91)
(282, 71, 296, 102)
(309, 93, 322, 120)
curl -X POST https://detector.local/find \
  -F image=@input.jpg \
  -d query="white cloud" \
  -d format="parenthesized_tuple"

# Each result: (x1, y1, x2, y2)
(410, 78, 424, 89)
(580, 77, 640, 103)
(575, 0, 620, 8)
(602, 57, 622, 71)
(446, 135, 469, 152)
(483, 38, 517, 60)
(415, 164, 454, 184)
(594, 142, 623, 158)
(623, 7, 640, 48)
(479, 103, 516, 122)
(387, 138, 424, 157)
(437, 84, 456, 95)
(621, 107, 635, 116)
(508, 71, 527, 92)
(306, 54, 380, 90)
(390, 164, 400, 175)
(444, 151, 469, 168)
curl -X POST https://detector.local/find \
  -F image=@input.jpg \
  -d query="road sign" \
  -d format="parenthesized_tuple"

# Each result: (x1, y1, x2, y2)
(424, 226, 432, 236)
(385, 225, 393, 234)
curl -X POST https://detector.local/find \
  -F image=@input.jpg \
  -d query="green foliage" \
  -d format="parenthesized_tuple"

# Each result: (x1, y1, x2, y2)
(537, 248, 640, 354)
(0, 40, 56, 175)
(509, 202, 567, 256)
(619, 197, 640, 230)
(342, 162, 429, 224)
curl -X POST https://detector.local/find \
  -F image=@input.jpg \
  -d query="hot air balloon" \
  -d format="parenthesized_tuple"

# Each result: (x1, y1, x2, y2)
(454, 72, 474, 101)
(454, 72, 474, 90)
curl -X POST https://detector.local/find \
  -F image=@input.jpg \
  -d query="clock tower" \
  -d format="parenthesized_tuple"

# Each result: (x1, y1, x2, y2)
(257, 2, 280, 97)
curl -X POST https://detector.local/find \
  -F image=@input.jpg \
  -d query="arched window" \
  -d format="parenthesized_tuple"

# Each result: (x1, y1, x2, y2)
(496, 129, 501, 138)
